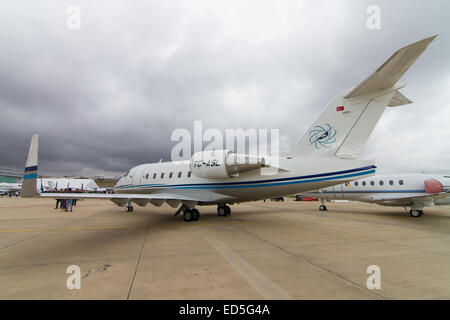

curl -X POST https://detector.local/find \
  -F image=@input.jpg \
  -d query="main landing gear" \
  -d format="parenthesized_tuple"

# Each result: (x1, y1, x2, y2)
(174, 205, 200, 222)
(125, 205, 134, 212)
(217, 204, 231, 216)
(183, 208, 200, 222)
(174, 204, 231, 222)
(410, 209, 423, 218)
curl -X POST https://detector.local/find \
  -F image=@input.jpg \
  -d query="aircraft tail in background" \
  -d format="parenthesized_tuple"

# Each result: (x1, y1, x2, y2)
(21, 134, 39, 197)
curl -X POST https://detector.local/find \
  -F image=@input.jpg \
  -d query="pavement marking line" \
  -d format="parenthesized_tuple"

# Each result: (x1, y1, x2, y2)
(228, 222, 387, 300)
(0, 226, 143, 233)
(0, 220, 257, 234)
(202, 229, 291, 300)
(127, 215, 153, 300)
(0, 209, 119, 250)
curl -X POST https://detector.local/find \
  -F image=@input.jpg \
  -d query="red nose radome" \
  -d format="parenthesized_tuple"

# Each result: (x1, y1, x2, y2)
(425, 178, 444, 194)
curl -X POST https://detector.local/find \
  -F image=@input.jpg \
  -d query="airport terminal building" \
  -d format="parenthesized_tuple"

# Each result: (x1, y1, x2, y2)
(0, 168, 23, 183)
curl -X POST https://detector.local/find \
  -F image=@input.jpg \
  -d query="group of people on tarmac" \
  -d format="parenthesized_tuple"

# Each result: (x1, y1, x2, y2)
(0, 191, 20, 197)
(54, 188, 78, 212)
(55, 198, 77, 212)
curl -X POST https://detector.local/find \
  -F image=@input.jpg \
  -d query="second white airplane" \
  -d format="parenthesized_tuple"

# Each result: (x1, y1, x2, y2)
(301, 173, 450, 217)
(0, 182, 22, 194)
(20, 36, 437, 222)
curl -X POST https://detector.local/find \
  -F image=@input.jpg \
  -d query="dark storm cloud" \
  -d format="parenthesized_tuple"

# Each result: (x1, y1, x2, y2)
(0, 0, 449, 177)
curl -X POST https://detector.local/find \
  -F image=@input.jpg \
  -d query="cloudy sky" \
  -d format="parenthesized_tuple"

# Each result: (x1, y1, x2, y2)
(0, 0, 449, 177)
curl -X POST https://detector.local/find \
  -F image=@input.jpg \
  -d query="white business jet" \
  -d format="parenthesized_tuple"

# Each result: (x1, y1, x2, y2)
(301, 173, 450, 217)
(21, 36, 437, 222)
(0, 183, 22, 194)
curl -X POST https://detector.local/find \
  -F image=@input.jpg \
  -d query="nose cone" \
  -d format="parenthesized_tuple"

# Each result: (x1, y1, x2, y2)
(425, 178, 444, 194)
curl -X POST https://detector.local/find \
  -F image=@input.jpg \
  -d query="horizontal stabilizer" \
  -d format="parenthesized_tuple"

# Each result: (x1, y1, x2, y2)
(345, 35, 436, 98)
(388, 90, 412, 107)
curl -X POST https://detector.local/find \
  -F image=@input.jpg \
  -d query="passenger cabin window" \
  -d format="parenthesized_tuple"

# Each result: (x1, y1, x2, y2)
(362, 181, 366, 186)
(145, 173, 149, 179)
(389, 180, 394, 185)
(187, 171, 192, 178)
(399, 179, 404, 185)
(161, 173, 164, 179)
(379, 181, 384, 186)
(178, 172, 182, 178)
(169, 172, 173, 178)
(370, 181, 374, 186)
(153, 173, 157, 179)
(354, 181, 358, 186)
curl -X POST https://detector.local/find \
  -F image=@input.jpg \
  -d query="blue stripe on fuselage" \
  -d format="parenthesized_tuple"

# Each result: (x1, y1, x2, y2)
(116, 167, 375, 191)
(172, 169, 375, 190)
(318, 189, 426, 194)
(116, 165, 376, 190)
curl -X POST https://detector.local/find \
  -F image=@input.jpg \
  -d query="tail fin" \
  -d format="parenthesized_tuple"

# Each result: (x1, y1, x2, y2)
(288, 35, 436, 159)
(21, 134, 39, 197)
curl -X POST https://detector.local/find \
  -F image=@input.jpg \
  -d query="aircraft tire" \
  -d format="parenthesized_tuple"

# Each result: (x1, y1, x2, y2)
(183, 210, 193, 222)
(319, 205, 327, 211)
(410, 209, 422, 217)
(218, 206, 227, 216)
(191, 209, 200, 221)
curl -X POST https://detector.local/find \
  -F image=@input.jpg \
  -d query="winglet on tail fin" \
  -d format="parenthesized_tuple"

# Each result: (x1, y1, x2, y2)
(288, 35, 436, 159)
(345, 35, 437, 98)
(21, 134, 39, 197)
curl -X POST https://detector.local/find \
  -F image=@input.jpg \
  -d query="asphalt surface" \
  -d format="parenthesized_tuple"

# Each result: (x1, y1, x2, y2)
(0, 197, 449, 299)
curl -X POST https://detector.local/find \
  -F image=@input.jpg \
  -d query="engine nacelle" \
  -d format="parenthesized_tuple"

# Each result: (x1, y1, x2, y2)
(190, 150, 264, 179)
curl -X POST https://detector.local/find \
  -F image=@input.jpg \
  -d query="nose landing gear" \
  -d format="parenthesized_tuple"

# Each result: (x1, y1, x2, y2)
(410, 209, 423, 217)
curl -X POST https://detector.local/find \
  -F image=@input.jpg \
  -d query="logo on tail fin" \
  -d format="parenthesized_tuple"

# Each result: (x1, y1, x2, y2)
(309, 124, 337, 150)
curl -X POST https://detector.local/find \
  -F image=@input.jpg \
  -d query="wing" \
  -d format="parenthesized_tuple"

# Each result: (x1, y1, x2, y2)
(39, 190, 234, 207)
(370, 192, 450, 206)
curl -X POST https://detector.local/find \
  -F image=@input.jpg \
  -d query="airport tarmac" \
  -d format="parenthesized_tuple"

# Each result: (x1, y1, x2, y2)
(0, 197, 450, 300)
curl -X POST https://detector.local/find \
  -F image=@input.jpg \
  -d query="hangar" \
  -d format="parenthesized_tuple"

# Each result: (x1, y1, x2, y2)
(0, 168, 23, 184)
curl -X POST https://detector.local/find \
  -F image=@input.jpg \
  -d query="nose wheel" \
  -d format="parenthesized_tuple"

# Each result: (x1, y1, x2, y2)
(319, 204, 327, 211)
(125, 205, 134, 213)
(410, 209, 423, 217)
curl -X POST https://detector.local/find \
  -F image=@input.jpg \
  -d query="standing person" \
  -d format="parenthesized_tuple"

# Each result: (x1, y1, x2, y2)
(55, 199, 61, 209)
(61, 199, 66, 212)
(67, 199, 73, 212)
